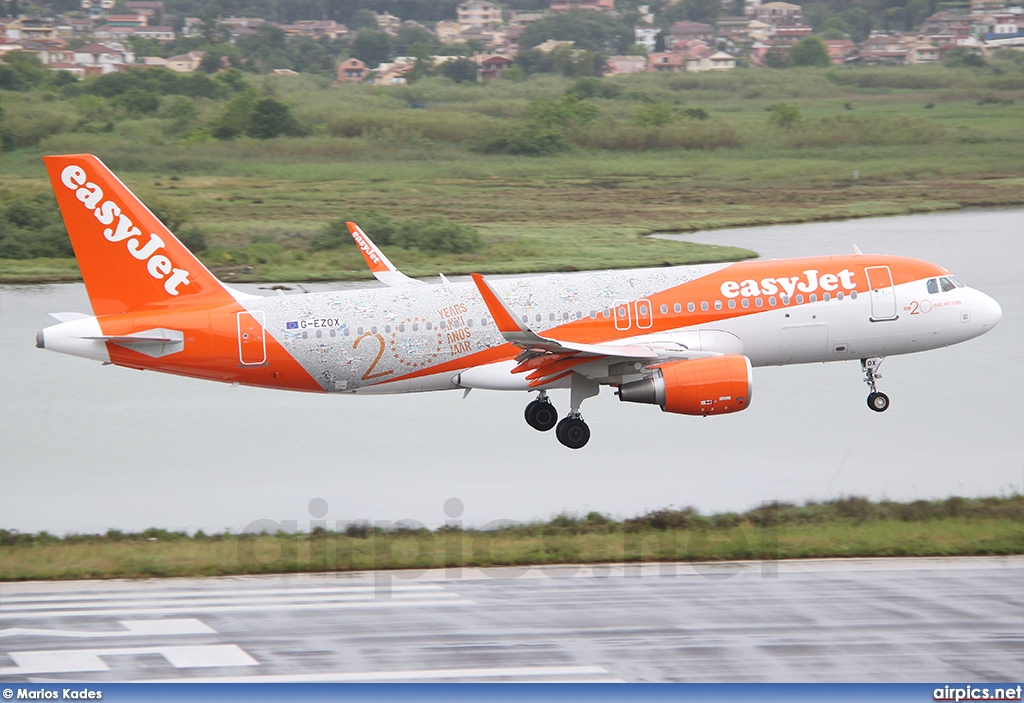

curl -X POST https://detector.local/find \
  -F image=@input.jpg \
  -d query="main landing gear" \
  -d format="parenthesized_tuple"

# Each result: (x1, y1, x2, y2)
(523, 375, 600, 449)
(862, 357, 890, 413)
(524, 391, 558, 432)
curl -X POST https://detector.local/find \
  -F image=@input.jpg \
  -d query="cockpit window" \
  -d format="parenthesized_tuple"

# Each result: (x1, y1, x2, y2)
(949, 276, 964, 288)
(939, 277, 956, 292)
(926, 279, 939, 295)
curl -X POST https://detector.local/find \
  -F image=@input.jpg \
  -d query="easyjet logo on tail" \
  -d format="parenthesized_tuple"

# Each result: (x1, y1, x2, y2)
(720, 269, 857, 299)
(60, 165, 192, 296)
(350, 228, 380, 265)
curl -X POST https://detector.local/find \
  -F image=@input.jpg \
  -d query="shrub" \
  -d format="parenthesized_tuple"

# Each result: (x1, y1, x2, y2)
(473, 125, 570, 155)
(313, 210, 399, 251)
(392, 215, 481, 254)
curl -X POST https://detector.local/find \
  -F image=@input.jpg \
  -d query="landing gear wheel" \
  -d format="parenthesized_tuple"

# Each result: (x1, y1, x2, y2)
(524, 399, 558, 432)
(867, 392, 890, 413)
(555, 417, 590, 449)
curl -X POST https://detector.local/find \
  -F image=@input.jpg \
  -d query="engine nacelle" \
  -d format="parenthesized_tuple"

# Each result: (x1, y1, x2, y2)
(617, 354, 753, 416)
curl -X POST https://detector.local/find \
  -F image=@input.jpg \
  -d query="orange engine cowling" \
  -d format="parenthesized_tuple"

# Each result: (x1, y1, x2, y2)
(617, 354, 753, 416)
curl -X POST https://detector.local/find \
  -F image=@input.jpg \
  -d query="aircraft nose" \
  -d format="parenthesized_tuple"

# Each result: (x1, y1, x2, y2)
(976, 290, 1002, 331)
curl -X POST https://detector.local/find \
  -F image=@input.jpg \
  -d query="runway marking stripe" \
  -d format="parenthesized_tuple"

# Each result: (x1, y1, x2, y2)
(0, 619, 215, 638)
(0, 584, 446, 603)
(127, 665, 611, 683)
(0, 644, 257, 676)
(1, 590, 463, 612)
(0, 598, 477, 619)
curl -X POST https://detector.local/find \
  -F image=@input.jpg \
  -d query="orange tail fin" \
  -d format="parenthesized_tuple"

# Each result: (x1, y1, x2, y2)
(43, 154, 235, 316)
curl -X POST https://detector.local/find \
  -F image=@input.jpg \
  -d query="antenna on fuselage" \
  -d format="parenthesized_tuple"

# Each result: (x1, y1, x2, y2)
(852, 244, 863, 255)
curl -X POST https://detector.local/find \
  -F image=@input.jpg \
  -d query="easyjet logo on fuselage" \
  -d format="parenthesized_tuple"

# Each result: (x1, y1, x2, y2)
(719, 269, 857, 299)
(60, 165, 191, 296)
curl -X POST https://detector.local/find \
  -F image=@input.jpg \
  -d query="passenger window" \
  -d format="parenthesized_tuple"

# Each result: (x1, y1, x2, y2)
(769, 296, 776, 306)
(425, 322, 432, 330)
(714, 300, 722, 310)
(536, 314, 542, 322)
(467, 319, 474, 327)
(660, 304, 669, 315)
(822, 293, 830, 302)
(343, 328, 351, 336)
(686, 303, 694, 312)
(755, 298, 763, 307)
(398, 324, 405, 332)
(590, 310, 597, 319)
(728, 299, 736, 309)
(926, 278, 939, 295)
(741, 299, 749, 308)
(550, 313, 556, 321)
(809, 294, 817, 303)
(851, 290, 858, 299)
(940, 277, 956, 292)
(795, 294, 804, 304)
(836, 292, 843, 301)
(481, 318, 488, 326)
(701, 301, 709, 311)
(639, 304, 649, 316)
(412, 323, 418, 332)
(603, 308, 611, 318)
(781, 296, 789, 305)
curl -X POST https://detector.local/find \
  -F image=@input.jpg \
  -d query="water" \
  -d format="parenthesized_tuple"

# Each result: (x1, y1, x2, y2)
(1, 209, 1021, 535)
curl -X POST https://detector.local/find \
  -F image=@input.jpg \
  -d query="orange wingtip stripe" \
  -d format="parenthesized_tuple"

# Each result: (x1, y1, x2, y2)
(471, 273, 522, 334)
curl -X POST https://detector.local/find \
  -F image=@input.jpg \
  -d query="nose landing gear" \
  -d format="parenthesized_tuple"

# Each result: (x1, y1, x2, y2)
(862, 357, 890, 412)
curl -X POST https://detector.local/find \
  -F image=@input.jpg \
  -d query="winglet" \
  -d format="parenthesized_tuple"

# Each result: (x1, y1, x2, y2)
(347, 222, 424, 286)
(470, 273, 548, 347)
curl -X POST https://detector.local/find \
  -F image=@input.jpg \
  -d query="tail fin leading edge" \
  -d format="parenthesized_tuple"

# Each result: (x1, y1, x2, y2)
(43, 154, 235, 316)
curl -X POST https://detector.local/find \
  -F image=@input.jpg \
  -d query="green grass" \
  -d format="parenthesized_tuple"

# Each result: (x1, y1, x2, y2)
(2, 63, 1022, 283)
(2, 496, 1021, 581)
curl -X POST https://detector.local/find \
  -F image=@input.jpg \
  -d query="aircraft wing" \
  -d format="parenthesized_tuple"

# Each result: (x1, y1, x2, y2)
(471, 273, 720, 387)
(347, 222, 426, 287)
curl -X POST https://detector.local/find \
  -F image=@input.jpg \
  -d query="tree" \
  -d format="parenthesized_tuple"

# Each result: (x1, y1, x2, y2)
(790, 36, 831, 67)
(767, 103, 801, 129)
(350, 9, 379, 30)
(247, 97, 297, 139)
(116, 88, 161, 114)
(943, 47, 987, 68)
(440, 58, 478, 83)
(765, 46, 789, 68)
(519, 10, 627, 53)
(351, 30, 394, 68)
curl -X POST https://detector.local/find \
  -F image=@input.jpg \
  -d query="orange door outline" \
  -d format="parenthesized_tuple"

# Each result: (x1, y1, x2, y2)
(237, 311, 267, 366)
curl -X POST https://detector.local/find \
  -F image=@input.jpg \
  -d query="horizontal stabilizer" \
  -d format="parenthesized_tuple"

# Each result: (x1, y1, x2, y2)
(83, 328, 184, 358)
(48, 312, 91, 323)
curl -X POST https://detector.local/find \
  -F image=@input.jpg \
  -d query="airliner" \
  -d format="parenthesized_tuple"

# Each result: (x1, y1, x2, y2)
(36, 154, 1002, 448)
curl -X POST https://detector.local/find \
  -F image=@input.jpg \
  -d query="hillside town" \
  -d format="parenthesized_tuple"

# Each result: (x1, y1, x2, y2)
(2, 0, 1023, 84)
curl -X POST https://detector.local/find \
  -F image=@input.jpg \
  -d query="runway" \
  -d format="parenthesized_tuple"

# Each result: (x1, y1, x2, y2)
(1, 556, 1021, 683)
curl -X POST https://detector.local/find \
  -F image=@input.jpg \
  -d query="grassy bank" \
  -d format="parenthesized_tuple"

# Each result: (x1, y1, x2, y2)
(2, 496, 1020, 581)
(2, 64, 1023, 283)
